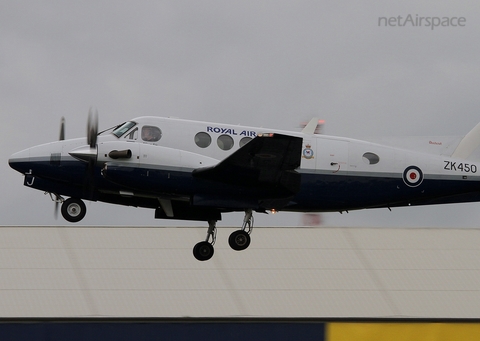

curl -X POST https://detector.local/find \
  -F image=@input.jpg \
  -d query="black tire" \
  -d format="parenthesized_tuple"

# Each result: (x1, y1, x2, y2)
(193, 241, 214, 261)
(61, 198, 87, 223)
(228, 230, 251, 251)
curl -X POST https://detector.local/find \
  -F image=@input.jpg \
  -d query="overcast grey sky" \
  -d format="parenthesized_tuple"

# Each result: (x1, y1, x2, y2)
(2, 1, 480, 228)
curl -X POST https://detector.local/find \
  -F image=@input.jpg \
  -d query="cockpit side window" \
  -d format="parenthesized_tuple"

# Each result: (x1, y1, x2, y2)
(112, 121, 136, 138)
(142, 126, 162, 142)
(124, 127, 138, 140)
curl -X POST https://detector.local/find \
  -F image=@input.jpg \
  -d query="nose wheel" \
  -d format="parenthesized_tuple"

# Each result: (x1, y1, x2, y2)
(61, 198, 87, 223)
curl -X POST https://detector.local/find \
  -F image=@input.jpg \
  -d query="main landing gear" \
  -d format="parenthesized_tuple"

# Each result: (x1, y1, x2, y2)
(193, 220, 216, 261)
(193, 209, 254, 261)
(228, 209, 253, 251)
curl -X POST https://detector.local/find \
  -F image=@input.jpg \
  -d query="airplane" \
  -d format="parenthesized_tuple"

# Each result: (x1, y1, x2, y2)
(8, 111, 480, 260)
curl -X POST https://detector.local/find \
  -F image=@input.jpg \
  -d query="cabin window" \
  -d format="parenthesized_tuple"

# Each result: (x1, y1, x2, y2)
(362, 152, 380, 165)
(217, 134, 234, 150)
(195, 132, 212, 148)
(142, 126, 162, 142)
(239, 137, 252, 147)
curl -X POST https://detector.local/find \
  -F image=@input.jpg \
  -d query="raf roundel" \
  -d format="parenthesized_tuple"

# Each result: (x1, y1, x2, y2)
(403, 165, 424, 187)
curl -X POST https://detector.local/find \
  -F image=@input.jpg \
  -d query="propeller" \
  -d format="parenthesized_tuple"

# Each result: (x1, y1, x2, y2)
(85, 108, 99, 200)
(55, 117, 66, 219)
(67, 108, 100, 200)
(54, 111, 100, 220)
(59, 117, 65, 141)
(53, 193, 62, 220)
(87, 108, 98, 148)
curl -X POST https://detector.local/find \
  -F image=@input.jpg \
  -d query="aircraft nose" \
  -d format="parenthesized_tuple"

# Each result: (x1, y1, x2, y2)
(8, 148, 31, 174)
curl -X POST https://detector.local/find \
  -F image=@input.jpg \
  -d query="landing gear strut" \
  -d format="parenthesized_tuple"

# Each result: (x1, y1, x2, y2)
(193, 220, 216, 261)
(228, 209, 253, 251)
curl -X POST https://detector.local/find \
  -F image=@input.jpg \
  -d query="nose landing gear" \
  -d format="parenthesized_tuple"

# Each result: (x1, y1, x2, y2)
(61, 198, 87, 223)
(47, 194, 87, 223)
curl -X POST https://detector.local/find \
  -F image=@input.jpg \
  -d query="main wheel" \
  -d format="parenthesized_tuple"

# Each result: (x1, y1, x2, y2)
(61, 198, 87, 223)
(228, 230, 251, 251)
(193, 241, 214, 261)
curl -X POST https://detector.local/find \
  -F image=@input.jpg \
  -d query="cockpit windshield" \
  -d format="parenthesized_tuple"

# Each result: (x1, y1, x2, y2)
(112, 121, 136, 138)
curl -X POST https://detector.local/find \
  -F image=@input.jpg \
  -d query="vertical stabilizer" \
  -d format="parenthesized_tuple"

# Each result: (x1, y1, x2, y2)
(451, 121, 480, 159)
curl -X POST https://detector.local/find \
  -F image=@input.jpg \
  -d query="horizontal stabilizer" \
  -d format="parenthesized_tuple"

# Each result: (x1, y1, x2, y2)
(451, 121, 480, 159)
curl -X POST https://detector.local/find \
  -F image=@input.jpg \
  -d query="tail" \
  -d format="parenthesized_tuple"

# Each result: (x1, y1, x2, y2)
(451, 121, 480, 159)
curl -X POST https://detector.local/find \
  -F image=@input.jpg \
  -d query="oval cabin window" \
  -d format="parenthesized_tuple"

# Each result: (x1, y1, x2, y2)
(195, 132, 212, 148)
(362, 152, 380, 165)
(239, 137, 252, 147)
(217, 134, 234, 150)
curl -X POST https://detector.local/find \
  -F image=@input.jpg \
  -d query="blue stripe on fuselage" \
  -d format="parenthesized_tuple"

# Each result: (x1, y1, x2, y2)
(16, 159, 480, 212)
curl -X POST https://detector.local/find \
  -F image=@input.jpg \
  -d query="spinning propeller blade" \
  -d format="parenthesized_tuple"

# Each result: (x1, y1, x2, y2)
(87, 108, 98, 149)
(59, 117, 65, 141)
(66, 109, 100, 200)
(86, 108, 99, 200)
(54, 200, 60, 220)
(54, 117, 66, 219)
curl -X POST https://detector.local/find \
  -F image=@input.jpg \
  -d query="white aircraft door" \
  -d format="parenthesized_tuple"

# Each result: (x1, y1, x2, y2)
(315, 138, 349, 173)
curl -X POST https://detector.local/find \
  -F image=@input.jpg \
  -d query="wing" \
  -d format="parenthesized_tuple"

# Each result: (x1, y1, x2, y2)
(192, 133, 303, 196)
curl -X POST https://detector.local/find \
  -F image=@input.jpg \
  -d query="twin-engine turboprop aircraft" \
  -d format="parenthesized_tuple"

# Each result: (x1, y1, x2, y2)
(8, 112, 480, 260)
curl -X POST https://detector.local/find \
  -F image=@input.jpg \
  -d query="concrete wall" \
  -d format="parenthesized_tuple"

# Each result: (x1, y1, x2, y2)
(0, 226, 479, 318)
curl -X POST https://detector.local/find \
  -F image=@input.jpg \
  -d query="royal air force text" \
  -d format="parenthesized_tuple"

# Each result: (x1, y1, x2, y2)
(206, 126, 256, 137)
(444, 161, 477, 173)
